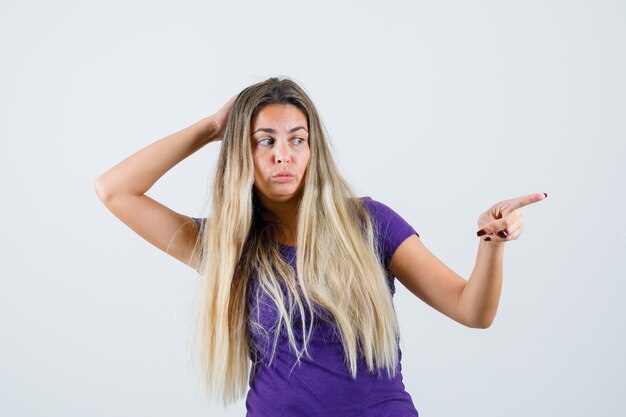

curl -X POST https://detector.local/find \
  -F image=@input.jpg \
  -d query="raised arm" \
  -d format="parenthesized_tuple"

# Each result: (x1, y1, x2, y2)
(93, 95, 236, 271)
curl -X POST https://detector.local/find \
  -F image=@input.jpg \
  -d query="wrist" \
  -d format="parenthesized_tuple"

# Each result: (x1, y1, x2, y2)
(195, 116, 221, 143)
(479, 238, 506, 250)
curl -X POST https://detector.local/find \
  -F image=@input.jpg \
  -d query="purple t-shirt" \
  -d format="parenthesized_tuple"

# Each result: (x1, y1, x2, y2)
(194, 196, 419, 416)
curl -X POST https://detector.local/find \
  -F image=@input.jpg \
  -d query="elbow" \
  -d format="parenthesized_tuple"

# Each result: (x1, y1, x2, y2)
(465, 314, 495, 329)
(474, 318, 495, 329)
(94, 178, 113, 203)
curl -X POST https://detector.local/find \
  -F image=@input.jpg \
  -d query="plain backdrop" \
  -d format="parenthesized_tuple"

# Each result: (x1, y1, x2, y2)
(1, 1, 624, 416)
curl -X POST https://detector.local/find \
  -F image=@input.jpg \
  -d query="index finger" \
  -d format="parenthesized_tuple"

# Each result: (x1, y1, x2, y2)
(503, 192, 548, 213)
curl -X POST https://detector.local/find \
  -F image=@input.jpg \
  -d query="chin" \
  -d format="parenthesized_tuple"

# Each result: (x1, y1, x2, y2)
(255, 182, 305, 204)
(268, 193, 299, 203)
(264, 187, 303, 204)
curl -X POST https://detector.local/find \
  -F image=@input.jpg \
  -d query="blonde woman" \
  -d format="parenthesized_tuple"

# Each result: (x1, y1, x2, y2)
(94, 77, 546, 416)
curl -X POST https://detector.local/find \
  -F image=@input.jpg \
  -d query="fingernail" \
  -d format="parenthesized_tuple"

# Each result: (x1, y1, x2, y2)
(543, 192, 548, 198)
(498, 231, 508, 238)
(484, 237, 491, 241)
(477, 230, 486, 237)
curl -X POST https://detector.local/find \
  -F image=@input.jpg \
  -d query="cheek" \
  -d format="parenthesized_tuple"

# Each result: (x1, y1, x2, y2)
(252, 161, 269, 185)
(251, 156, 262, 175)
(302, 151, 311, 173)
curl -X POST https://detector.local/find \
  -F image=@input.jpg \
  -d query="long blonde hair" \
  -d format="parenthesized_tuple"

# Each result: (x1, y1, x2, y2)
(191, 77, 400, 405)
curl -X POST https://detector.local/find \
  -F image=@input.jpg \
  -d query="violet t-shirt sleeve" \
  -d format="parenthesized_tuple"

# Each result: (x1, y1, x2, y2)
(360, 196, 419, 268)
(192, 216, 206, 232)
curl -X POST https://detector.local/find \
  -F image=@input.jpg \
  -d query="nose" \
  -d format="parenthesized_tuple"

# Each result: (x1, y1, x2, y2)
(273, 140, 291, 164)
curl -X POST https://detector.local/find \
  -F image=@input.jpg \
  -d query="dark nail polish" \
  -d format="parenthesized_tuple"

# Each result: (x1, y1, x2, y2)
(477, 230, 486, 237)
(543, 192, 548, 198)
(484, 237, 491, 241)
(498, 231, 508, 238)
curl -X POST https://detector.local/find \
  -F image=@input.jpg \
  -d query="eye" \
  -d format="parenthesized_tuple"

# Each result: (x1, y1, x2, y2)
(292, 137, 305, 145)
(258, 138, 274, 146)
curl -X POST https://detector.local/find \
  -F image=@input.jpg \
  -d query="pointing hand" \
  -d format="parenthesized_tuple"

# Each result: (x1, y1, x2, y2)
(476, 192, 548, 243)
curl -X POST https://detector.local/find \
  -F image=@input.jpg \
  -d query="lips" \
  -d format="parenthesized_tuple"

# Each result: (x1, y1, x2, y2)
(271, 172, 295, 183)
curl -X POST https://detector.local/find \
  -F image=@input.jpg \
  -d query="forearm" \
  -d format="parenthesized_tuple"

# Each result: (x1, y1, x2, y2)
(94, 116, 219, 199)
(459, 240, 505, 328)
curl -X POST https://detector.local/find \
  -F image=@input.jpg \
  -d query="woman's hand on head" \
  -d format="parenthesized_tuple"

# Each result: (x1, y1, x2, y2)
(209, 94, 238, 140)
(476, 192, 548, 244)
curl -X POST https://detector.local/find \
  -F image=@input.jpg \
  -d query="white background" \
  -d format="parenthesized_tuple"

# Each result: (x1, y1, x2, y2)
(1, 1, 624, 416)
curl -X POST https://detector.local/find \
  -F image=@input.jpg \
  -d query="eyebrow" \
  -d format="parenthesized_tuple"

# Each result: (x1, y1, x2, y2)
(252, 126, 308, 135)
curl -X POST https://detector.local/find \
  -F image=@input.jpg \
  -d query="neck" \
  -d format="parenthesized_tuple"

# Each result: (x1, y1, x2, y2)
(256, 193, 301, 246)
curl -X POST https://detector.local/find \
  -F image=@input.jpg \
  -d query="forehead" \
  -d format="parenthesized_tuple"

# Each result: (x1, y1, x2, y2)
(251, 104, 308, 132)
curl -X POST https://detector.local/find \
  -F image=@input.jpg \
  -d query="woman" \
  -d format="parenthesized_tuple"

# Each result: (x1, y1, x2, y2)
(94, 77, 546, 416)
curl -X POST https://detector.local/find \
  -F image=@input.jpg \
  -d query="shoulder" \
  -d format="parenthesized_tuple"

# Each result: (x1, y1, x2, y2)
(357, 196, 399, 219)
(357, 197, 417, 233)
(356, 196, 419, 267)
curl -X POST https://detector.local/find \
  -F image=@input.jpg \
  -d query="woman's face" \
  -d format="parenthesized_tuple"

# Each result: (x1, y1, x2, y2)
(250, 103, 310, 206)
